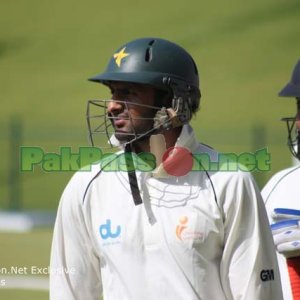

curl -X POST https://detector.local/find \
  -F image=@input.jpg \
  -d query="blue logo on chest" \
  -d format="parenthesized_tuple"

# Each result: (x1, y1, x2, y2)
(99, 219, 121, 239)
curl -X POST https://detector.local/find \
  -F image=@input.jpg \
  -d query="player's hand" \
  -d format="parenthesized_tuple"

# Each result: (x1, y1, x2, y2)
(271, 208, 300, 258)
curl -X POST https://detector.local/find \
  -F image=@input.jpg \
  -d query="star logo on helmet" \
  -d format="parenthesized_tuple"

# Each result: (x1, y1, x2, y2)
(113, 47, 130, 67)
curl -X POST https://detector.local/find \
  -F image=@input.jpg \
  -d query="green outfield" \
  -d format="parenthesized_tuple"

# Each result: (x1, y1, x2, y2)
(0, 290, 48, 300)
(0, 0, 299, 297)
(0, 229, 52, 299)
(1, 0, 300, 210)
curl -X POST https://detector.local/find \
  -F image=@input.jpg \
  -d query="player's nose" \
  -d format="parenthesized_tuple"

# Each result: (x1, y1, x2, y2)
(107, 99, 124, 116)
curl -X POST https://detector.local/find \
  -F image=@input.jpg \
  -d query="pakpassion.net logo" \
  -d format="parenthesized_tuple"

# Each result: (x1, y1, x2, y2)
(20, 146, 271, 175)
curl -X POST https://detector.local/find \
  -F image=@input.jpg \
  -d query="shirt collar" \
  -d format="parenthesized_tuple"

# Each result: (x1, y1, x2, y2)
(151, 124, 198, 178)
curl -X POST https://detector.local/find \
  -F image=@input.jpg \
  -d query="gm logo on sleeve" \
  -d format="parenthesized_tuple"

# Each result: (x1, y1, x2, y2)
(99, 219, 121, 240)
(260, 269, 274, 282)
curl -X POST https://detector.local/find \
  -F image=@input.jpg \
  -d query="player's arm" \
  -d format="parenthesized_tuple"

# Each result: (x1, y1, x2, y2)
(50, 173, 102, 300)
(218, 172, 283, 300)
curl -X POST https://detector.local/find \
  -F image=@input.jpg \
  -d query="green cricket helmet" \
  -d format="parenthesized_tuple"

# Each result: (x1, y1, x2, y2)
(89, 37, 201, 117)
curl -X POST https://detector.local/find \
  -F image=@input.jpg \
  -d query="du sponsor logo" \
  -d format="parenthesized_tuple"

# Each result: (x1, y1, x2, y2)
(176, 215, 204, 243)
(99, 219, 121, 240)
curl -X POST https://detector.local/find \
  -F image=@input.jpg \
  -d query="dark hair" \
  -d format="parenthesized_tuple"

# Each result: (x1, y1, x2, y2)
(154, 89, 172, 108)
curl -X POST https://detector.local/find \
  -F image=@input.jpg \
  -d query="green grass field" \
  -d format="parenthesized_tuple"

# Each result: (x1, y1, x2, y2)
(0, 229, 52, 268)
(0, 228, 52, 299)
(0, 0, 299, 297)
(0, 290, 48, 300)
(0, 0, 300, 211)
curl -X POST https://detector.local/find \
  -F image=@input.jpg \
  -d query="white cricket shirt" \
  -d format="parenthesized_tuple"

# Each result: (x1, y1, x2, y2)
(50, 125, 282, 300)
(262, 165, 300, 300)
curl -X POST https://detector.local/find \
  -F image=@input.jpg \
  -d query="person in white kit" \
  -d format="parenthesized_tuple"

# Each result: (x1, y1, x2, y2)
(262, 59, 300, 300)
(50, 37, 282, 300)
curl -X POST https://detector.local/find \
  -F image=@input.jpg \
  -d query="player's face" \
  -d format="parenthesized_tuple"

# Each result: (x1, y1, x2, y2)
(107, 82, 157, 142)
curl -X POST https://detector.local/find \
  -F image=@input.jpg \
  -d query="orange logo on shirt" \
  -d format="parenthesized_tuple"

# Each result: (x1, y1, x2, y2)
(176, 216, 188, 240)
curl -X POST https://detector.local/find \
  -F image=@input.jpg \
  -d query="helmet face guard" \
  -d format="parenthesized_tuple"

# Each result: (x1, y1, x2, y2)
(87, 97, 190, 148)
(87, 99, 158, 147)
(87, 38, 201, 147)
(281, 115, 300, 160)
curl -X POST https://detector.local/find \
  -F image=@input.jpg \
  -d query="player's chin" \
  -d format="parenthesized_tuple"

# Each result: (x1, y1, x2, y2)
(114, 130, 135, 142)
(114, 122, 154, 142)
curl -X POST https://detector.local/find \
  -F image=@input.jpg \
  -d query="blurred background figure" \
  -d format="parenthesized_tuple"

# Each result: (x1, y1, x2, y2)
(262, 59, 300, 300)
